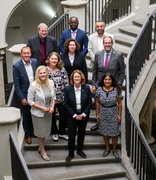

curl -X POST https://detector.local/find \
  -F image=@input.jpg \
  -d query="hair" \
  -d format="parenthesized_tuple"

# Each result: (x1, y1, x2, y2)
(103, 36, 113, 43)
(46, 52, 64, 69)
(37, 23, 48, 31)
(21, 46, 31, 53)
(63, 38, 80, 53)
(35, 66, 52, 91)
(96, 20, 105, 26)
(98, 72, 122, 95)
(70, 70, 85, 85)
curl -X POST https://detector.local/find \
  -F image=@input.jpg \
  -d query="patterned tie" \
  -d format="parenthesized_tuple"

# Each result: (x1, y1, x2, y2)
(72, 31, 75, 39)
(105, 53, 109, 70)
(41, 40, 46, 64)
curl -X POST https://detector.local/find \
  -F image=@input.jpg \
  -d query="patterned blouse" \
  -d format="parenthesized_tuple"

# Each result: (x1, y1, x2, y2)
(46, 67, 69, 104)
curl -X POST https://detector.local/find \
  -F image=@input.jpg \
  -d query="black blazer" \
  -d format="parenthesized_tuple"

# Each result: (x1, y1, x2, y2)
(64, 85, 92, 117)
(27, 35, 60, 66)
(60, 52, 88, 83)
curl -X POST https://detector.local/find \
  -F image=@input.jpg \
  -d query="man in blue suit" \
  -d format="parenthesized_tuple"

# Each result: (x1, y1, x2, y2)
(59, 16, 88, 56)
(13, 46, 38, 144)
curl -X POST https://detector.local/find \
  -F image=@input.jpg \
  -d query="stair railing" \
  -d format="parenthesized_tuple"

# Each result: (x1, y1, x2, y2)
(9, 130, 33, 180)
(85, 0, 131, 35)
(48, 10, 69, 44)
(126, 9, 156, 179)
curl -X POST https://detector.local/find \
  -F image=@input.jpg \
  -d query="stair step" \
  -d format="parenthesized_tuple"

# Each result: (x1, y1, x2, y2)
(115, 44, 130, 56)
(24, 148, 121, 168)
(132, 18, 146, 27)
(114, 33, 136, 47)
(27, 162, 126, 180)
(119, 25, 141, 37)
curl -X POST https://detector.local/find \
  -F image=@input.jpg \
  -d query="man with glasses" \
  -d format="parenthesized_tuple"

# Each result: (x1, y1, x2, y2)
(59, 16, 88, 56)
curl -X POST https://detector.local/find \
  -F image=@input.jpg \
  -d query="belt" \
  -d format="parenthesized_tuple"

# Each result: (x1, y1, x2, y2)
(100, 104, 117, 108)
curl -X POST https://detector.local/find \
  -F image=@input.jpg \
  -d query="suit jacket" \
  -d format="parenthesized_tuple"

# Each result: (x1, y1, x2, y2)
(13, 58, 38, 101)
(92, 48, 125, 87)
(59, 29, 88, 56)
(60, 52, 88, 83)
(27, 35, 60, 66)
(27, 79, 56, 117)
(88, 32, 114, 68)
(64, 85, 92, 117)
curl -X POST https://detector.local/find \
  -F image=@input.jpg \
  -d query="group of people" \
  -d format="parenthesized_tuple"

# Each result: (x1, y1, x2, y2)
(13, 16, 125, 162)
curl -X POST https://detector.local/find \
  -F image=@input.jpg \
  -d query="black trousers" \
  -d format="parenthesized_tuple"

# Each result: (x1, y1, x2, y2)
(51, 103, 68, 135)
(22, 104, 34, 136)
(68, 114, 88, 156)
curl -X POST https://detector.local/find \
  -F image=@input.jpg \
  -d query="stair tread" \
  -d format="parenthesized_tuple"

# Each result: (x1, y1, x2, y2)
(114, 33, 136, 45)
(28, 162, 126, 180)
(119, 25, 141, 35)
(132, 18, 146, 26)
(24, 148, 121, 165)
(24, 135, 121, 147)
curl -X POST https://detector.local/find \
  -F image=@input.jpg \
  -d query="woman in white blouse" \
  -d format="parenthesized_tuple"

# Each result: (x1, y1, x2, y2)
(64, 70, 92, 162)
(28, 66, 56, 161)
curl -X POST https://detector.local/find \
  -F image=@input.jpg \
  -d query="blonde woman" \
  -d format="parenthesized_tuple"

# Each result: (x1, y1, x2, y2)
(28, 66, 56, 161)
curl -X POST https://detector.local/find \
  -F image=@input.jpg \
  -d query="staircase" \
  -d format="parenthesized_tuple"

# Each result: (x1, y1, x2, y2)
(22, 17, 147, 180)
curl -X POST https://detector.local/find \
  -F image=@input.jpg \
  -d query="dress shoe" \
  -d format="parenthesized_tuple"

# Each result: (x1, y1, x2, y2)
(38, 148, 50, 156)
(41, 153, 50, 161)
(66, 155, 74, 162)
(59, 134, 68, 140)
(25, 136, 31, 145)
(102, 149, 111, 157)
(90, 123, 99, 131)
(113, 150, 119, 159)
(77, 151, 87, 158)
(31, 132, 37, 138)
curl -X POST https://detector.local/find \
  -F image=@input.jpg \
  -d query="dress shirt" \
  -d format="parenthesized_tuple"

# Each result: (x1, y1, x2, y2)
(22, 59, 34, 83)
(73, 85, 86, 118)
(103, 49, 112, 67)
(71, 29, 77, 39)
(98, 35, 104, 51)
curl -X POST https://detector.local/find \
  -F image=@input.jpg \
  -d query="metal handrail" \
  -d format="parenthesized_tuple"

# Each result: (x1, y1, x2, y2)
(9, 130, 33, 180)
(126, 8, 156, 178)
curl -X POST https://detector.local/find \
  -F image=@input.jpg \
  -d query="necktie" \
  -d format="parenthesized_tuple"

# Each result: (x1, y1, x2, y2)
(72, 31, 75, 39)
(41, 40, 46, 64)
(105, 53, 109, 70)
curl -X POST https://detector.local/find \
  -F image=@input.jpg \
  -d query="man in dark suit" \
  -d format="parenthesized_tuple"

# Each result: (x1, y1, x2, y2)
(27, 23, 59, 66)
(13, 46, 38, 144)
(91, 36, 125, 130)
(59, 16, 88, 56)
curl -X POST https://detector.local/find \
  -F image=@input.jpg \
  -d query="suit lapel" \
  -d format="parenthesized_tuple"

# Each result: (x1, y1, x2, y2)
(71, 86, 76, 109)
(35, 37, 42, 54)
(31, 59, 36, 78)
(20, 60, 30, 84)
(107, 48, 115, 70)
(81, 85, 85, 107)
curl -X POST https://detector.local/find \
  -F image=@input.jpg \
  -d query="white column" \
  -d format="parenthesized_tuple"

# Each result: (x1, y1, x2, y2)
(61, 0, 88, 30)
(0, 107, 20, 180)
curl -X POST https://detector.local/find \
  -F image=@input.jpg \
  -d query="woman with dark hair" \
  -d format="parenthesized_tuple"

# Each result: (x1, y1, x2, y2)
(46, 52, 69, 141)
(60, 38, 88, 83)
(96, 72, 122, 159)
(64, 70, 92, 162)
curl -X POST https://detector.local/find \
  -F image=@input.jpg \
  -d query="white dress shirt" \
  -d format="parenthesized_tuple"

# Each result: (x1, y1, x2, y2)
(103, 49, 112, 67)
(71, 29, 77, 39)
(73, 85, 86, 118)
(22, 59, 34, 83)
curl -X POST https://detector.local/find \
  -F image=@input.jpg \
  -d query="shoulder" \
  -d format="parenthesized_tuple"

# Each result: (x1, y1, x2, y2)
(62, 29, 70, 34)
(78, 28, 86, 34)
(28, 35, 38, 41)
(76, 52, 84, 58)
(49, 79, 54, 85)
(95, 49, 103, 56)
(89, 32, 97, 39)
(82, 84, 90, 90)
(65, 85, 72, 90)
(47, 36, 57, 42)
(13, 59, 22, 67)
(112, 48, 122, 56)
(30, 58, 37, 63)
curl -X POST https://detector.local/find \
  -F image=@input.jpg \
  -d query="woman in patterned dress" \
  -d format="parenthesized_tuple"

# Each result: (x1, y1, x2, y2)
(96, 72, 122, 158)
(46, 52, 69, 141)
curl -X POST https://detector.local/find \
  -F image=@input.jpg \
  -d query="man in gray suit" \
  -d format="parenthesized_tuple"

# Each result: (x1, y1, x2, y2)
(91, 36, 125, 131)
(27, 23, 59, 66)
